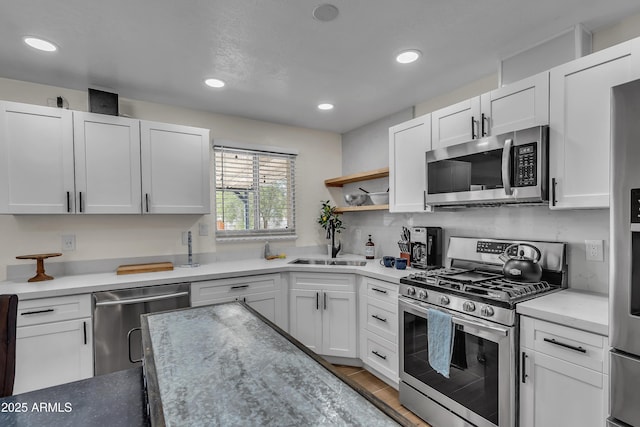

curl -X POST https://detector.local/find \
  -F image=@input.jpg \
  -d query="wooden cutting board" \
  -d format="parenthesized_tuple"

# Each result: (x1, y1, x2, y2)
(116, 262, 174, 275)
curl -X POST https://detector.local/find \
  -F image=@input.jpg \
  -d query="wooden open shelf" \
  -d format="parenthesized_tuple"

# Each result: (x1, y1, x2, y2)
(324, 167, 389, 187)
(333, 204, 389, 213)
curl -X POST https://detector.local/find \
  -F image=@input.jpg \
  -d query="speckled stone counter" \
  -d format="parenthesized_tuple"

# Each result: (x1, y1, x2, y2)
(0, 367, 148, 427)
(141, 302, 409, 426)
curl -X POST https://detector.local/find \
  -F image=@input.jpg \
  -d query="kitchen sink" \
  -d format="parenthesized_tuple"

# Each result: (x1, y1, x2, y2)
(289, 258, 367, 266)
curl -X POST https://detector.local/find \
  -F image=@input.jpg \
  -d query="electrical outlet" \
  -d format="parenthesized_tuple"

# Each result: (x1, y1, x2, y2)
(199, 223, 209, 236)
(355, 228, 362, 242)
(585, 240, 604, 262)
(62, 235, 76, 251)
(182, 232, 188, 245)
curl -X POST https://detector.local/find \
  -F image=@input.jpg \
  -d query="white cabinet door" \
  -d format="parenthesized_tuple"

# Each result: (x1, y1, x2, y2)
(73, 112, 141, 214)
(431, 97, 480, 149)
(289, 289, 323, 353)
(481, 72, 549, 136)
(322, 290, 357, 358)
(520, 350, 606, 427)
(141, 121, 210, 214)
(389, 114, 432, 212)
(549, 41, 636, 209)
(0, 101, 74, 214)
(13, 318, 93, 394)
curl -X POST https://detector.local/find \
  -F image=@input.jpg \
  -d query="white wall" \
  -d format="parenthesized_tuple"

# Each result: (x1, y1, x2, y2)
(0, 77, 342, 280)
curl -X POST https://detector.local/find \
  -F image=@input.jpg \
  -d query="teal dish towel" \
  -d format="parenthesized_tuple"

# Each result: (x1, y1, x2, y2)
(427, 308, 455, 378)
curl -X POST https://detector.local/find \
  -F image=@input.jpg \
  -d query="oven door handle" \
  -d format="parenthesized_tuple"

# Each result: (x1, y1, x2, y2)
(452, 316, 508, 337)
(501, 138, 514, 196)
(399, 297, 509, 337)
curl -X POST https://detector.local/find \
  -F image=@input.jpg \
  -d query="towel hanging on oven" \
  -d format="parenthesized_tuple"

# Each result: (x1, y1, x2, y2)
(427, 308, 455, 378)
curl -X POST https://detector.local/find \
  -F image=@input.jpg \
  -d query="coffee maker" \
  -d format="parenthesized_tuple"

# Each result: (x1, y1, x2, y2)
(410, 227, 442, 269)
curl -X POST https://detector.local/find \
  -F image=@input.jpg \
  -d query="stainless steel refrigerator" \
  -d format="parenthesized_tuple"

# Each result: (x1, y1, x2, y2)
(609, 78, 640, 427)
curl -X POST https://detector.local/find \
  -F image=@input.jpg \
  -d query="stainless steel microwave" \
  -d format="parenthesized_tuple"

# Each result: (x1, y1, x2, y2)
(425, 125, 548, 207)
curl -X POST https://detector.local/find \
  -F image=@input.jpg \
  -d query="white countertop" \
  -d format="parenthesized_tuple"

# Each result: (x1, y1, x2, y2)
(0, 254, 413, 300)
(516, 289, 609, 336)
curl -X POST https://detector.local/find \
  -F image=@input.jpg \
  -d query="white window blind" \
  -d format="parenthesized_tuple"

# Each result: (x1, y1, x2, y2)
(214, 145, 296, 239)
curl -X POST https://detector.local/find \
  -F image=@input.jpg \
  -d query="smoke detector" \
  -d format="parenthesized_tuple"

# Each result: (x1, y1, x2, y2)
(313, 4, 339, 22)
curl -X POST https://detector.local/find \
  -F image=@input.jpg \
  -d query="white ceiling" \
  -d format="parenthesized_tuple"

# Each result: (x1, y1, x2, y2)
(2, 1, 640, 134)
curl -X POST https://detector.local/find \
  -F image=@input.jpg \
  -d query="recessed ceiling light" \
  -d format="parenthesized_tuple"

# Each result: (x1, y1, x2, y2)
(396, 49, 421, 64)
(204, 78, 225, 88)
(23, 37, 57, 52)
(318, 103, 334, 111)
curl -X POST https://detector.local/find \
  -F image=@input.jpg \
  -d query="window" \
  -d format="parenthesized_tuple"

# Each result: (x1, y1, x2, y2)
(214, 144, 296, 239)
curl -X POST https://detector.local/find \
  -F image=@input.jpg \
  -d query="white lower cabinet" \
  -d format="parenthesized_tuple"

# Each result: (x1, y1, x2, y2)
(289, 272, 357, 358)
(14, 294, 93, 394)
(358, 277, 399, 386)
(519, 316, 608, 427)
(191, 274, 285, 329)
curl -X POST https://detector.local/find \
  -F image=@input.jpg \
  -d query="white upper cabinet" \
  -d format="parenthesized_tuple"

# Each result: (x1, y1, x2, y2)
(141, 121, 211, 214)
(431, 97, 480, 149)
(431, 73, 549, 150)
(481, 72, 549, 136)
(549, 41, 638, 209)
(73, 112, 142, 214)
(389, 114, 432, 212)
(0, 101, 74, 214)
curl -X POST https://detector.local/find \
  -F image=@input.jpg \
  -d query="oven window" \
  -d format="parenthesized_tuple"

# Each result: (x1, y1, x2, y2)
(428, 149, 503, 194)
(403, 311, 499, 425)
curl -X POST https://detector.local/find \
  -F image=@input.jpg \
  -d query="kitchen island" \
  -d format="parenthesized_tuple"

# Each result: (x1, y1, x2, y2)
(141, 301, 410, 426)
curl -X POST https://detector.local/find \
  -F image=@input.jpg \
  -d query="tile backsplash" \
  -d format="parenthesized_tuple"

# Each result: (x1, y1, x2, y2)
(339, 206, 609, 294)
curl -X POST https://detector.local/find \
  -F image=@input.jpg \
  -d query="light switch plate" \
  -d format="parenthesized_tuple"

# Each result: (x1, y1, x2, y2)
(199, 223, 209, 236)
(585, 240, 604, 262)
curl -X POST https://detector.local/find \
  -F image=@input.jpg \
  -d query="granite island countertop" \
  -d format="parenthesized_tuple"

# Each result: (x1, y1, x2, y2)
(141, 302, 410, 426)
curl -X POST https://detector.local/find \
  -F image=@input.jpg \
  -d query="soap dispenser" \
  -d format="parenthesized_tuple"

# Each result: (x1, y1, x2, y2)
(365, 235, 375, 260)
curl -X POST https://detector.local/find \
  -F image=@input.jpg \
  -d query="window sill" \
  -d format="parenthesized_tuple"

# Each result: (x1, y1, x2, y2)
(215, 234, 298, 243)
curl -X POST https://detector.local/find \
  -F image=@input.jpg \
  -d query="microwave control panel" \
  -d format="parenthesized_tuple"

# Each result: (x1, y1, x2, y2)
(513, 143, 537, 187)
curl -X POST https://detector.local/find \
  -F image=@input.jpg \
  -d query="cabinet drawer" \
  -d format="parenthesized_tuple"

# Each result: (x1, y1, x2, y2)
(521, 316, 607, 373)
(290, 272, 355, 292)
(191, 274, 280, 304)
(363, 332, 398, 383)
(17, 294, 91, 327)
(364, 277, 398, 304)
(365, 298, 398, 343)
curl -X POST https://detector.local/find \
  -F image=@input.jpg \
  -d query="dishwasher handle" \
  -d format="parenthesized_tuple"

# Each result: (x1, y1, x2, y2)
(95, 291, 189, 307)
(127, 327, 142, 364)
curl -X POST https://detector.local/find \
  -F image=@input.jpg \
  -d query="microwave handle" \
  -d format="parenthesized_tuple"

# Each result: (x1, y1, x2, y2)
(501, 138, 514, 196)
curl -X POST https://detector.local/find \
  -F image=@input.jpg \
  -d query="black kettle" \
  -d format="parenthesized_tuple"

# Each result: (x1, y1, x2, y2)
(499, 243, 543, 282)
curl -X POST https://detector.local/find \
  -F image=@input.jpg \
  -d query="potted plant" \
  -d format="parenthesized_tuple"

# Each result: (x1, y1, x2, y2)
(317, 200, 344, 258)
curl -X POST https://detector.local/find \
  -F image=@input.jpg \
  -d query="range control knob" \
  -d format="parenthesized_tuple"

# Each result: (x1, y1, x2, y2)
(418, 290, 427, 300)
(462, 301, 476, 312)
(406, 287, 416, 296)
(481, 306, 495, 317)
(439, 295, 450, 306)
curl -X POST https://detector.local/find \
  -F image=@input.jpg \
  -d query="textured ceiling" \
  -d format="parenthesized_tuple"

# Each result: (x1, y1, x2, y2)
(1, 0, 640, 133)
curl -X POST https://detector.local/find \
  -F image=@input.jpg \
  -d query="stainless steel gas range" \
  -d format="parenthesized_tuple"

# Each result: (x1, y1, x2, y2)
(398, 237, 567, 427)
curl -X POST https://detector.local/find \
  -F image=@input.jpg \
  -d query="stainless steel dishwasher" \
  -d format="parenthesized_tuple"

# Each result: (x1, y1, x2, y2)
(93, 283, 190, 375)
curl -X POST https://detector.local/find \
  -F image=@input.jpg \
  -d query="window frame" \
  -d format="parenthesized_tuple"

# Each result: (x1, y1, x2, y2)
(213, 141, 297, 241)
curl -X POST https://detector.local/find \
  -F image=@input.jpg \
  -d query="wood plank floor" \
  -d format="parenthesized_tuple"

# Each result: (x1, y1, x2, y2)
(333, 365, 431, 427)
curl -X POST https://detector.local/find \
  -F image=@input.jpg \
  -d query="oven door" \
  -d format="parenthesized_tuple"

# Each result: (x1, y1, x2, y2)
(399, 296, 516, 427)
